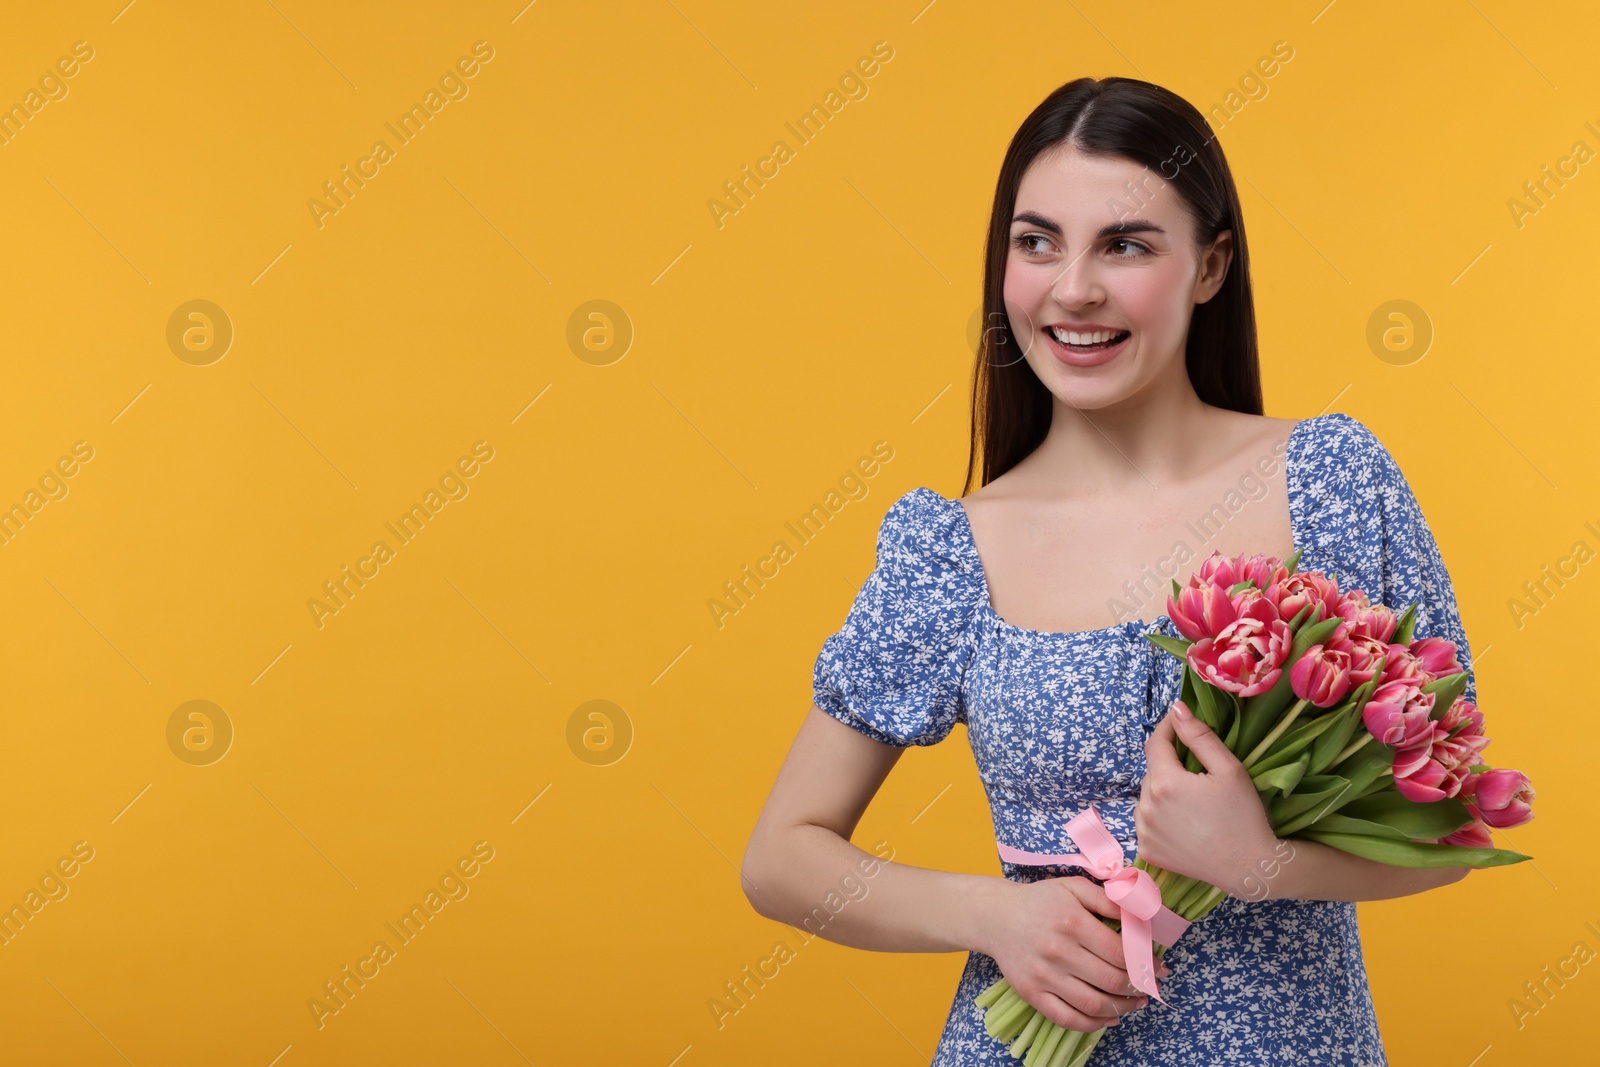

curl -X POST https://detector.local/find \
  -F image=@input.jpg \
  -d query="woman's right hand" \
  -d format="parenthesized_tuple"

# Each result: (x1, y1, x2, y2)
(977, 874, 1168, 1032)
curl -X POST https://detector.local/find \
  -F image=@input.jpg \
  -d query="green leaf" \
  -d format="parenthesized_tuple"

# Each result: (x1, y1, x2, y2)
(1252, 754, 1309, 796)
(1146, 634, 1190, 662)
(1283, 547, 1303, 575)
(1330, 738, 1395, 793)
(1268, 775, 1356, 829)
(1422, 671, 1470, 719)
(1222, 695, 1243, 749)
(1175, 668, 1202, 773)
(1339, 792, 1474, 838)
(1310, 704, 1362, 776)
(1191, 671, 1223, 732)
(1302, 812, 1413, 840)
(1393, 602, 1418, 645)
(1246, 709, 1344, 774)
(1293, 830, 1532, 869)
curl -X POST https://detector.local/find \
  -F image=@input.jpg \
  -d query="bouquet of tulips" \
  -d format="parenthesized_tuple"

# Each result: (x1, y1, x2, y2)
(975, 548, 1534, 1067)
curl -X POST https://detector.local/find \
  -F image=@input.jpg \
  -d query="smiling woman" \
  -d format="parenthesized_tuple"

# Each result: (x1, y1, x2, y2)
(744, 75, 1474, 1067)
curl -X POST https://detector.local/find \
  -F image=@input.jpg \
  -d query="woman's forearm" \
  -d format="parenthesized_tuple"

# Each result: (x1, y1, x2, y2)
(1234, 836, 1471, 902)
(742, 822, 999, 954)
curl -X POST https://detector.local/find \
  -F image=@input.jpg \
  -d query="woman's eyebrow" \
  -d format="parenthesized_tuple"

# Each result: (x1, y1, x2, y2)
(1011, 211, 1167, 239)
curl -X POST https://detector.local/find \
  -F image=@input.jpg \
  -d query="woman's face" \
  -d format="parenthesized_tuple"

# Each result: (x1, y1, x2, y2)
(1002, 144, 1232, 413)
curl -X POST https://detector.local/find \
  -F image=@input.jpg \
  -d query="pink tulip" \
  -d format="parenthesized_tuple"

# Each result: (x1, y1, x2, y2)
(1384, 697, 1489, 803)
(1379, 644, 1430, 684)
(1428, 702, 1490, 799)
(1265, 570, 1341, 626)
(1362, 680, 1436, 749)
(1409, 636, 1462, 677)
(1441, 803, 1495, 848)
(1340, 633, 1390, 686)
(1337, 589, 1399, 644)
(1168, 579, 1237, 642)
(1438, 697, 1487, 746)
(1187, 613, 1294, 697)
(1474, 768, 1535, 828)
(1392, 735, 1478, 803)
(1234, 552, 1289, 592)
(1289, 644, 1353, 706)
(1196, 550, 1242, 589)
(1231, 587, 1282, 623)
(1392, 746, 1451, 802)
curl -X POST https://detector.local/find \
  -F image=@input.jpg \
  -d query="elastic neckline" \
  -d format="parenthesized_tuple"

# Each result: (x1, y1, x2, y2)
(945, 416, 1315, 641)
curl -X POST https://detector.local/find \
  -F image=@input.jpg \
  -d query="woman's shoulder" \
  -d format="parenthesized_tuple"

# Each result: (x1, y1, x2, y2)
(1213, 409, 1383, 467)
(870, 486, 984, 586)
(1292, 411, 1406, 484)
(1297, 410, 1383, 451)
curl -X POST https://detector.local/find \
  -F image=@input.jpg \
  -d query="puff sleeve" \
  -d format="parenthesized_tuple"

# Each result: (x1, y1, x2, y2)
(811, 487, 983, 747)
(1320, 413, 1478, 705)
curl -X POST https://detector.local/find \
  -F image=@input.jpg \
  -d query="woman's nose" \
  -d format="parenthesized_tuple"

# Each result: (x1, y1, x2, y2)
(1050, 249, 1105, 306)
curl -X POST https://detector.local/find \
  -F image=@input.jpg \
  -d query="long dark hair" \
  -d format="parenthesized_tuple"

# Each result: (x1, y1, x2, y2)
(963, 77, 1262, 495)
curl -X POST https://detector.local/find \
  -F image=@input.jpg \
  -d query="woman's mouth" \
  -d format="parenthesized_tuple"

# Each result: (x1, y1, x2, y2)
(1043, 326, 1130, 367)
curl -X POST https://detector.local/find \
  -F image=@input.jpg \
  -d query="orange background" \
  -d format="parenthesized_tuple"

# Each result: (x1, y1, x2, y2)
(0, 1, 1589, 1063)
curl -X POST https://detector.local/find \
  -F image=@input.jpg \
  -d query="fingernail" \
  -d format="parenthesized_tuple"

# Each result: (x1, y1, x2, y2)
(1173, 700, 1192, 721)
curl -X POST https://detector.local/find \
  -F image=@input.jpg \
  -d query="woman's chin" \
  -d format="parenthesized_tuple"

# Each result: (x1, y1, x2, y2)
(1042, 380, 1137, 412)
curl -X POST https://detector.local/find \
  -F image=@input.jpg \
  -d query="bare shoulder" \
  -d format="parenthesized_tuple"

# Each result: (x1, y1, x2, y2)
(955, 460, 1028, 520)
(1214, 410, 1300, 464)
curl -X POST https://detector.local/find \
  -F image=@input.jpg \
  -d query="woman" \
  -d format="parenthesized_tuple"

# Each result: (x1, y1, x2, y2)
(741, 77, 1473, 1065)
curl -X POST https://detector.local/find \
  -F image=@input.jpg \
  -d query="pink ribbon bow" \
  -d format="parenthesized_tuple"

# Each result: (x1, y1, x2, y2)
(997, 803, 1192, 1006)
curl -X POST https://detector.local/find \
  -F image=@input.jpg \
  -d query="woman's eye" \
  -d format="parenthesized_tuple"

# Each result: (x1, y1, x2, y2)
(1012, 233, 1051, 256)
(1013, 234, 1149, 258)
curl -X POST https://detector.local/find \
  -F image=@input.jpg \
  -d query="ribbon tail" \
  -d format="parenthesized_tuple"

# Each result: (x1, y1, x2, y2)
(1119, 912, 1173, 1006)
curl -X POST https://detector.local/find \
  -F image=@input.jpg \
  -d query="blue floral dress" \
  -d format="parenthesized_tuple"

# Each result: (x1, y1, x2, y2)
(811, 412, 1476, 1066)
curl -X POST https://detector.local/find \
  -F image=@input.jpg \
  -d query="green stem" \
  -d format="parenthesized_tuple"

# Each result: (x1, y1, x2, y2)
(1330, 731, 1372, 766)
(1027, 1022, 1066, 1067)
(1157, 870, 1196, 910)
(1172, 877, 1213, 916)
(987, 985, 1021, 1017)
(1010, 1009, 1046, 1057)
(975, 977, 1010, 1009)
(1045, 1027, 1087, 1067)
(989, 993, 1033, 1039)
(1189, 884, 1228, 916)
(1243, 697, 1309, 768)
(1061, 1029, 1105, 1067)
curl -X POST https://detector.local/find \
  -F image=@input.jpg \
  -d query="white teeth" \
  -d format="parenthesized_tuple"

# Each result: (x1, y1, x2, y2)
(1049, 327, 1123, 345)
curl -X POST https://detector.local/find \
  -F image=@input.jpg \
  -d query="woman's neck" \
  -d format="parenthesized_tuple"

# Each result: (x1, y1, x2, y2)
(1027, 379, 1232, 496)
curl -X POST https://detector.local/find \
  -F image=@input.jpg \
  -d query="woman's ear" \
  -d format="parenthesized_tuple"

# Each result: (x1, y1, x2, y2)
(1194, 229, 1233, 305)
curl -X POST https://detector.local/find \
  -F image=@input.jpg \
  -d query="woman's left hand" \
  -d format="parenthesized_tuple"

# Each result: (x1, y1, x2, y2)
(1135, 700, 1278, 895)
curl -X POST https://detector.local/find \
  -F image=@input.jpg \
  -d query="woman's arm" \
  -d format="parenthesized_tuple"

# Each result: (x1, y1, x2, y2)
(1139, 706, 1473, 904)
(744, 705, 1157, 1032)
(1230, 834, 1471, 903)
(741, 705, 998, 953)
